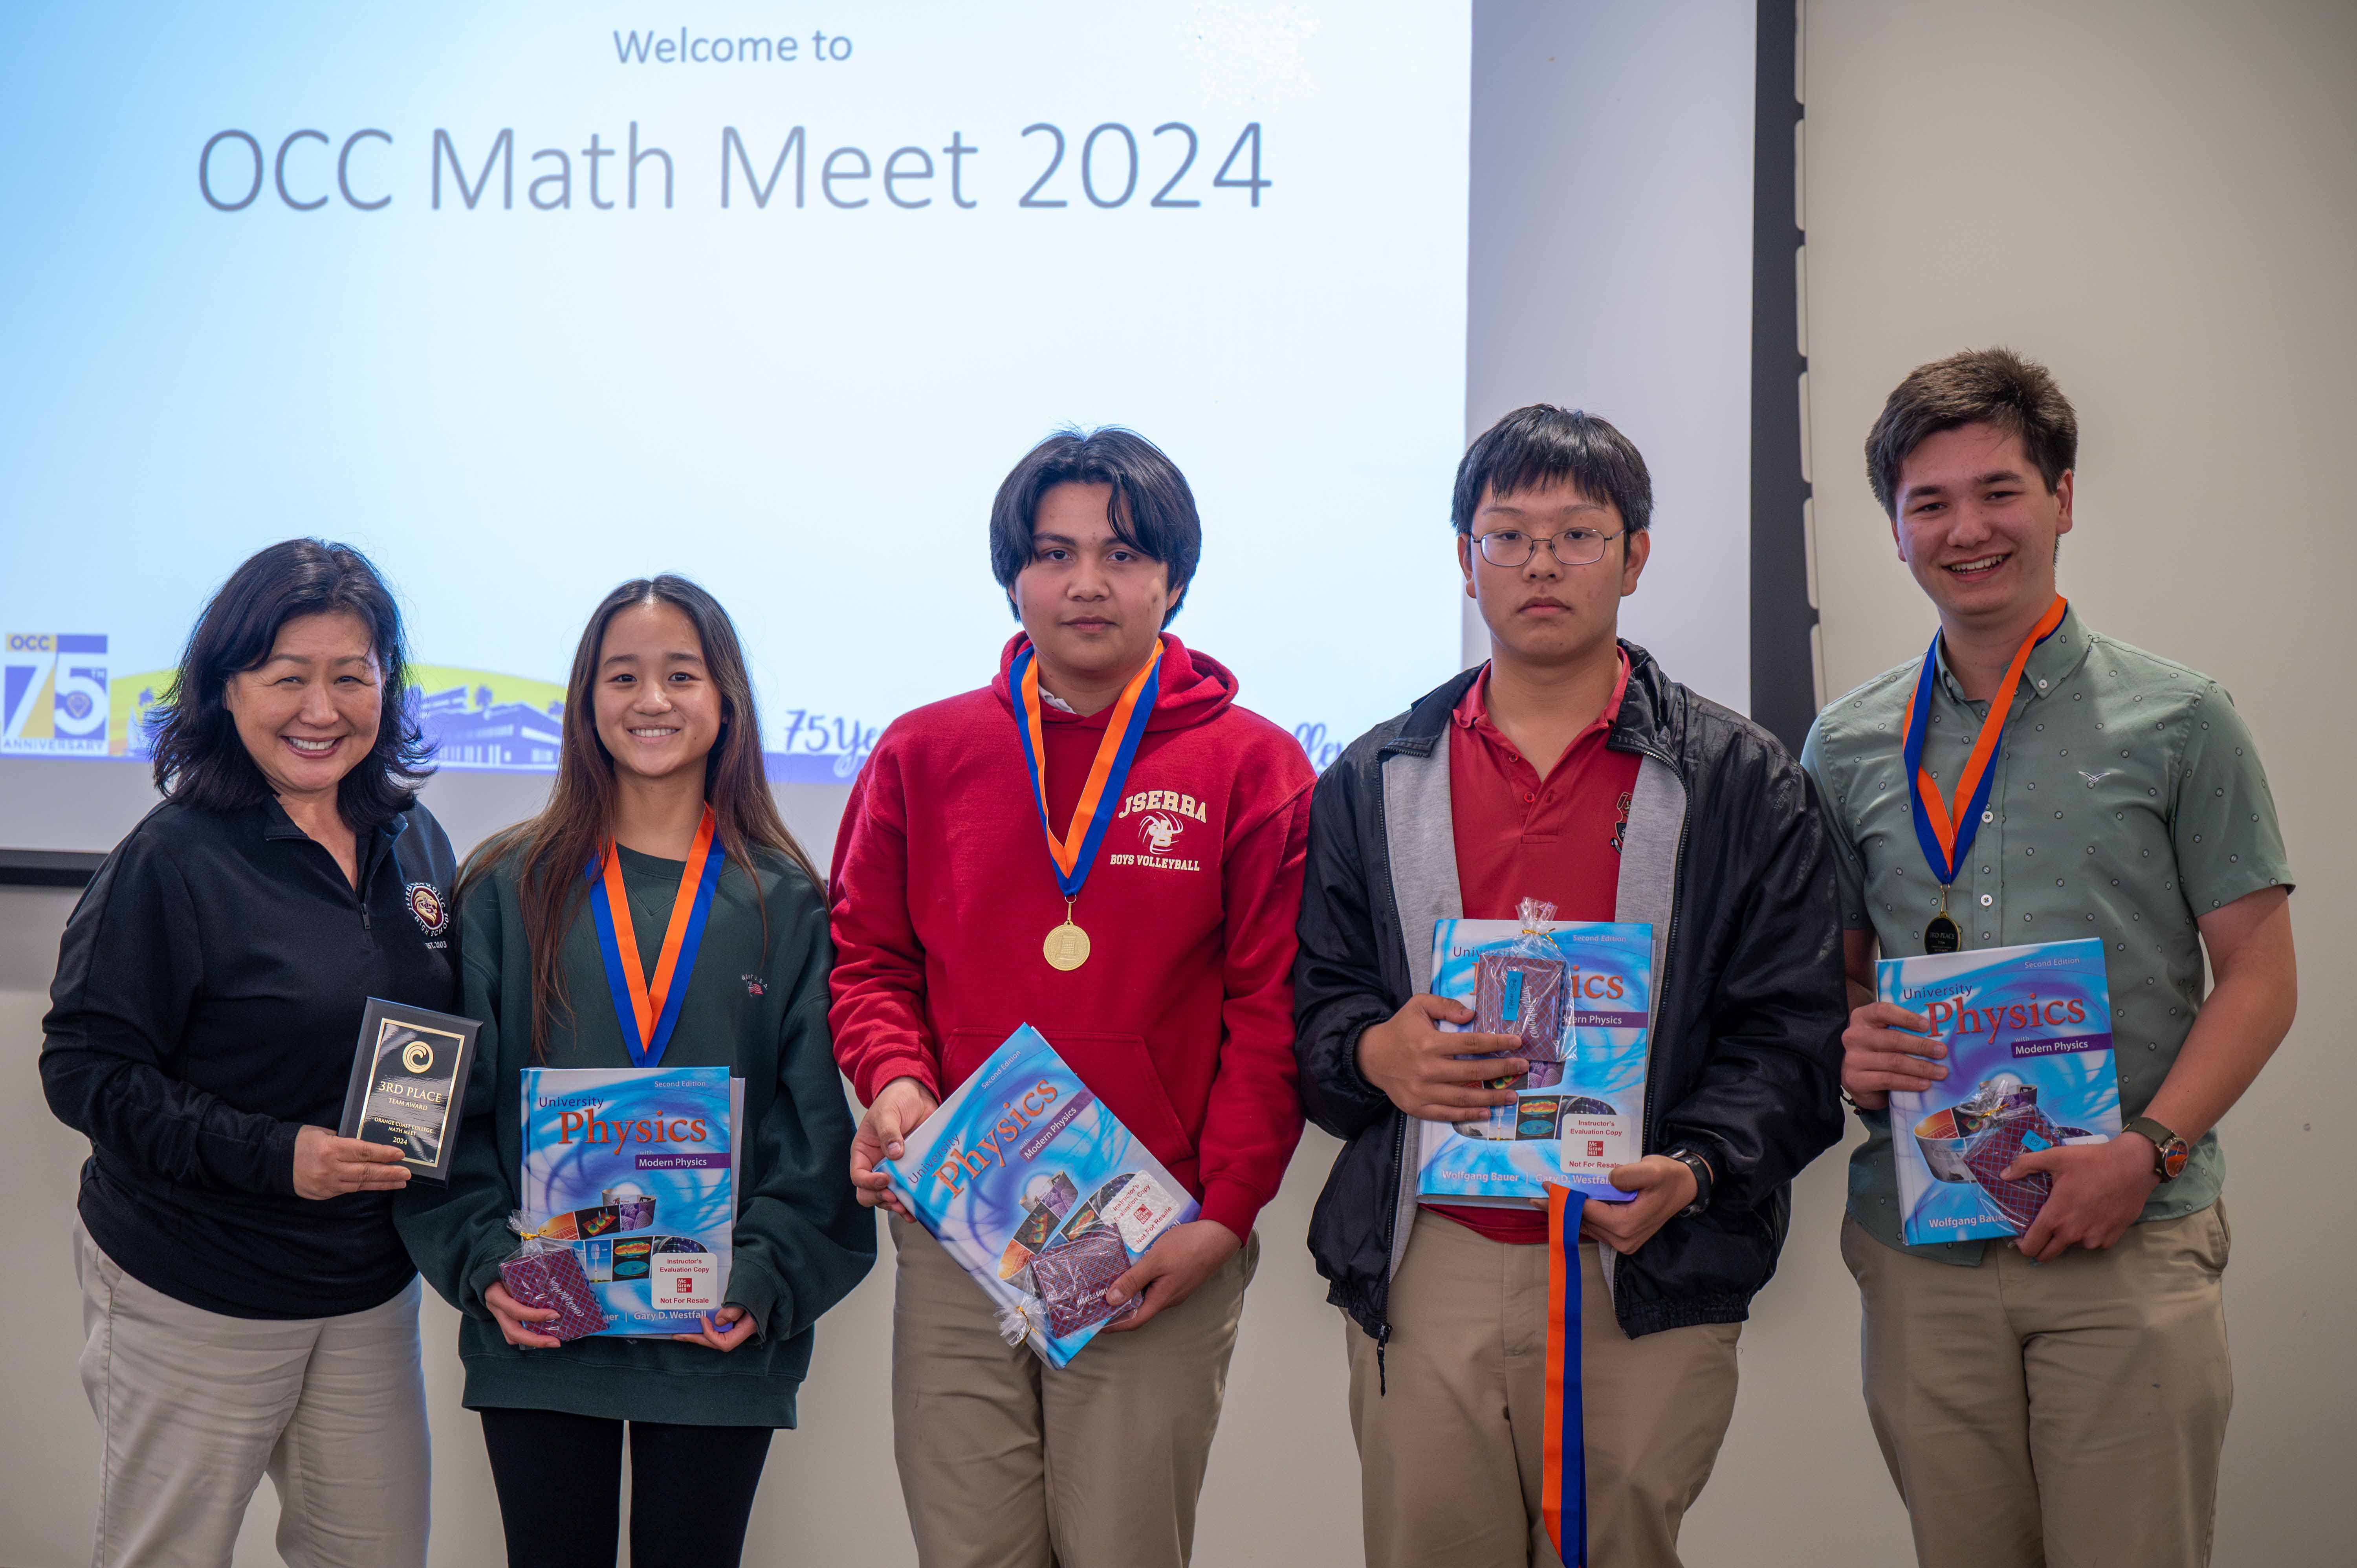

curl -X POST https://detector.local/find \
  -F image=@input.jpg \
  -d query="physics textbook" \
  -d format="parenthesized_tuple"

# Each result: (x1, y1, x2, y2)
(518, 1065, 739, 1335)
(881, 1025, 1197, 1367)
(1879, 938, 2122, 1245)
(1417, 914, 1655, 1206)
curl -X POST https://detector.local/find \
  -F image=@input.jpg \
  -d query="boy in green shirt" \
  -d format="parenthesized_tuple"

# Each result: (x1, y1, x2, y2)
(1801, 349, 2297, 1568)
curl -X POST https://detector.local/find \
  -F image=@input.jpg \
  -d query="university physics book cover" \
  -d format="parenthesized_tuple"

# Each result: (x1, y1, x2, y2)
(519, 1066, 739, 1336)
(1417, 911, 1654, 1206)
(1879, 938, 2122, 1245)
(881, 1024, 1197, 1368)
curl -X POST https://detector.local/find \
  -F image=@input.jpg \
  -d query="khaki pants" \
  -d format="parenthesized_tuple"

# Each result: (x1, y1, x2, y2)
(1345, 1209, 1741, 1568)
(73, 1218, 431, 1568)
(1841, 1204, 2234, 1568)
(889, 1215, 1256, 1568)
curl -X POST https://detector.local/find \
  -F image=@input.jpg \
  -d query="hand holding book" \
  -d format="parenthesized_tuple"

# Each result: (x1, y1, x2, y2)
(1878, 939, 2122, 1247)
(850, 1077, 941, 1218)
(1356, 994, 1526, 1123)
(1838, 999, 1950, 1110)
(879, 1026, 1201, 1367)
(1997, 1135, 2160, 1261)
(1417, 914, 1655, 1206)
(671, 1304, 758, 1352)
(1099, 1218, 1242, 1331)
(1576, 1155, 1699, 1255)
(513, 1065, 740, 1337)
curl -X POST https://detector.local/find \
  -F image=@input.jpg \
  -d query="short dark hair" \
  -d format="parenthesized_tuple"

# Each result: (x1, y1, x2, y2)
(147, 539, 431, 829)
(988, 427, 1201, 625)
(1866, 347, 2078, 517)
(1452, 405, 1653, 537)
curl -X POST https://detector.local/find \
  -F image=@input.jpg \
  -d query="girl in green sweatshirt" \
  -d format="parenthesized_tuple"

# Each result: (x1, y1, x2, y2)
(396, 576, 873, 1568)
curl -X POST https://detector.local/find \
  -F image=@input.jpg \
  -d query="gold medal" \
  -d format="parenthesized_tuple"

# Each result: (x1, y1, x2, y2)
(1044, 918, 1092, 972)
(1012, 641, 1161, 980)
(1045, 897, 1091, 971)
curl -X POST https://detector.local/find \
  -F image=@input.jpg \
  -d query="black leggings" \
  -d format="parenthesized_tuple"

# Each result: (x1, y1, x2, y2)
(479, 1405, 774, 1568)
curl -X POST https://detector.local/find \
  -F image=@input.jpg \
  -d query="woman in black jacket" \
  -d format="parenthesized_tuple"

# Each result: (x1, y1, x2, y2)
(41, 539, 454, 1568)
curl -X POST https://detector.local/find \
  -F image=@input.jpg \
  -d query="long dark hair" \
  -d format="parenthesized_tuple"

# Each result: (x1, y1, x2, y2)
(461, 576, 820, 1058)
(147, 539, 432, 828)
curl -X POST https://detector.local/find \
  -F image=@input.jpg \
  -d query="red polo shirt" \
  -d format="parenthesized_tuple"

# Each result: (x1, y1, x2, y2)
(1429, 653, 1642, 1244)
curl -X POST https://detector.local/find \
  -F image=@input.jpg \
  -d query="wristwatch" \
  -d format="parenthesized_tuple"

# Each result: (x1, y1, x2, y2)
(1665, 1147, 1714, 1217)
(2122, 1115, 2191, 1182)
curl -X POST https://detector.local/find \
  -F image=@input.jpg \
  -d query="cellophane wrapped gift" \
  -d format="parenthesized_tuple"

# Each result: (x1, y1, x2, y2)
(1419, 912, 1655, 1205)
(1471, 898, 1572, 1110)
(1024, 1227, 1144, 1340)
(497, 1211, 610, 1342)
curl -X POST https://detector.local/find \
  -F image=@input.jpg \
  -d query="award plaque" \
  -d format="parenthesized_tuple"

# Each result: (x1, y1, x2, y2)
(337, 997, 481, 1183)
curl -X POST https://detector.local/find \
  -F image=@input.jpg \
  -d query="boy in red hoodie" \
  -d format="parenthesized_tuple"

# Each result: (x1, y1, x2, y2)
(828, 427, 1312, 1568)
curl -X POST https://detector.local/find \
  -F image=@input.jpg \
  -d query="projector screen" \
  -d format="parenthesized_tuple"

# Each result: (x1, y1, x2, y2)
(3, 1, 1781, 864)
(1, 1, 1470, 852)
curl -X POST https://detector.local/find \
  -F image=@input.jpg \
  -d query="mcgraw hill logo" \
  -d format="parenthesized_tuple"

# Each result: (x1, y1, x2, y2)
(3, 634, 107, 755)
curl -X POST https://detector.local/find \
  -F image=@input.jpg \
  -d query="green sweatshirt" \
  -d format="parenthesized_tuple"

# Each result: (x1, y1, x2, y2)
(395, 841, 875, 1427)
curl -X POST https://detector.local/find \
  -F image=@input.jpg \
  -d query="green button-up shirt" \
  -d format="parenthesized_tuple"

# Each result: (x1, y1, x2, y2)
(1800, 606, 2292, 1264)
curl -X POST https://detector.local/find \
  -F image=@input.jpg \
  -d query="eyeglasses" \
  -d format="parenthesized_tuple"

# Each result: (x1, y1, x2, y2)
(1474, 527, 1623, 569)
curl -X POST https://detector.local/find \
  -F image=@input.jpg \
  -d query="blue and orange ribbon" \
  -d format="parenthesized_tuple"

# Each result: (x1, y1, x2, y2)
(1901, 596, 2068, 885)
(585, 805, 726, 1068)
(1010, 638, 1164, 901)
(1543, 1183, 1587, 1567)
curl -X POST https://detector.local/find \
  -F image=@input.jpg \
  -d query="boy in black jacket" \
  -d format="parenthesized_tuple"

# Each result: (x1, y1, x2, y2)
(1292, 406, 1846, 1568)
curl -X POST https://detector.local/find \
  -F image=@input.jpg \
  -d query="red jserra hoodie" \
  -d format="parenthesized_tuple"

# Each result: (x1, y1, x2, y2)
(828, 633, 1313, 1238)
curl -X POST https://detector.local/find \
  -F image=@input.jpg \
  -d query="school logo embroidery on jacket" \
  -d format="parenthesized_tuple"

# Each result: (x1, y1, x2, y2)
(405, 882, 449, 936)
(1109, 788, 1208, 873)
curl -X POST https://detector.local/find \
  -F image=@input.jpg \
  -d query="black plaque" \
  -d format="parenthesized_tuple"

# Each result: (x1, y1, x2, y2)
(337, 997, 480, 1183)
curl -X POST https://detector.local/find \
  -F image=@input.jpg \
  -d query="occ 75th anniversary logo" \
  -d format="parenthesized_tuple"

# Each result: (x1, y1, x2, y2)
(3, 634, 108, 755)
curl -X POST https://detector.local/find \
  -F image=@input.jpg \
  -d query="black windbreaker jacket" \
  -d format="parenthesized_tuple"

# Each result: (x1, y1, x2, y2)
(1293, 643, 1847, 1343)
(42, 798, 458, 1319)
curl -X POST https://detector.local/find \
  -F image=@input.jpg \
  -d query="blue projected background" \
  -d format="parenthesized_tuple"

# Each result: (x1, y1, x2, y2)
(0, 2, 1468, 843)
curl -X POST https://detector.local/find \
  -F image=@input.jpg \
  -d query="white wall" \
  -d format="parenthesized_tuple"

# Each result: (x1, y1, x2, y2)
(4, 1, 2351, 1563)
(1464, 0, 1760, 706)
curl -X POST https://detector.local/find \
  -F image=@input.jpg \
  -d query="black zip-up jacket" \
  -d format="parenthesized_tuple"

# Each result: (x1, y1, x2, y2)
(42, 797, 458, 1318)
(1293, 643, 1846, 1343)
